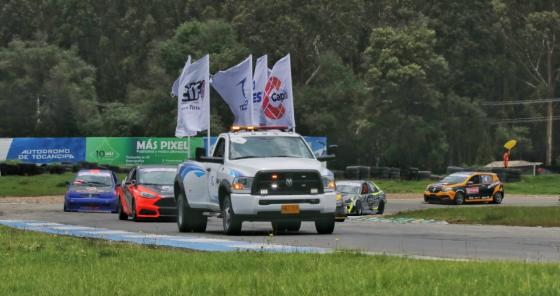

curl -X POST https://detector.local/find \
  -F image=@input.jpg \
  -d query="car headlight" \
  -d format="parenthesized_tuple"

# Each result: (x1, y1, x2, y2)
(140, 191, 157, 199)
(322, 176, 336, 192)
(231, 177, 253, 194)
(336, 193, 342, 201)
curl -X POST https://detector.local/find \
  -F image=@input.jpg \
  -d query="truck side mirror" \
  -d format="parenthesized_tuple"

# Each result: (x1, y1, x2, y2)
(327, 144, 338, 155)
(195, 147, 206, 161)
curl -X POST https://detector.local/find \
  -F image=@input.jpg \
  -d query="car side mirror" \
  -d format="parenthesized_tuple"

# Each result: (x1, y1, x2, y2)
(317, 154, 335, 162)
(199, 156, 224, 164)
(195, 147, 206, 161)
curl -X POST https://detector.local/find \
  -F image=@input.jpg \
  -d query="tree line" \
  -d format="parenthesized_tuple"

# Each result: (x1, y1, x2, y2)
(0, 0, 558, 170)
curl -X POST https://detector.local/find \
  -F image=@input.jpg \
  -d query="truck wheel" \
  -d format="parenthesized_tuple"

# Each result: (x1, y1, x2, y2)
(222, 195, 242, 235)
(315, 215, 335, 234)
(177, 192, 207, 232)
(454, 191, 465, 205)
(118, 198, 128, 220)
(492, 192, 503, 204)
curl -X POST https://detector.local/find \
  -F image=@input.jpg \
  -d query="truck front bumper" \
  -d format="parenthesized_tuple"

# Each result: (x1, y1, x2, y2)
(230, 192, 337, 220)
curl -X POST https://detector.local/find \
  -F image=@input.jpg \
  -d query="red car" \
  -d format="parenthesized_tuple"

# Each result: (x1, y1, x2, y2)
(118, 165, 177, 221)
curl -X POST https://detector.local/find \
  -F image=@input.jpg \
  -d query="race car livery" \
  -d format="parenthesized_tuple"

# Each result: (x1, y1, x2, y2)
(337, 180, 387, 215)
(118, 165, 177, 221)
(424, 172, 504, 205)
(64, 169, 119, 213)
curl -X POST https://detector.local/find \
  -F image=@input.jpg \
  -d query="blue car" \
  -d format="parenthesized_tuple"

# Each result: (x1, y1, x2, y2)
(64, 169, 119, 213)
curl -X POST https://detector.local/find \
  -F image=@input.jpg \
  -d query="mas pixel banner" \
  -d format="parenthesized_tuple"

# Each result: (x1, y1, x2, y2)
(86, 137, 203, 166)
(5, 138, 85, 164)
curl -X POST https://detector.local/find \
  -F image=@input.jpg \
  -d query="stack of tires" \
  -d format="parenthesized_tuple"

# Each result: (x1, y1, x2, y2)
(345, 166, 370, 179)
(491, 168, 522, 183)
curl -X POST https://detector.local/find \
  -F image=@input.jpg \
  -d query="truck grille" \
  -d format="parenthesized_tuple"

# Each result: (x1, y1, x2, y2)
(251, 170, 323, 196)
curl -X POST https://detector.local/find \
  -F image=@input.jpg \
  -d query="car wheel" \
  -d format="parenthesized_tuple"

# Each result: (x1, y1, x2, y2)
(131, 198, 139, 221)
(424, 196, 429, 203)
(118, 198, 128, 220)
(356, 203, 363, 216)
(315, 215, 335, 234)
(63, 202, 69, 212)
(454, 191, 465, 205)
(177, 192, 207, 233)
(222, 195, 242, 235)
(492, 192, 503, 204)
(376, 201, 385, 215)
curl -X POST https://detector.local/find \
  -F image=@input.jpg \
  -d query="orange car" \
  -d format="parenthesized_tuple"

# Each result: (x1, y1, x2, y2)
(424, 172, 504, 205)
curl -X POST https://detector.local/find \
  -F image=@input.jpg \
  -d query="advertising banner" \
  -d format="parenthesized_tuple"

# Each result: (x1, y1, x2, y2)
(86, 137, 203, 166)
(2, 138, 85, 164)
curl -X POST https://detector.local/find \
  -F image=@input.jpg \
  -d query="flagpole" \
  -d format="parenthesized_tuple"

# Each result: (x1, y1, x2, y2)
(187, 136, 191, 159)
(207, 127, 211, 156)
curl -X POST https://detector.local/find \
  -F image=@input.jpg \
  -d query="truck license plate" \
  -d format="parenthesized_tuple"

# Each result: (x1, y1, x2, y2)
(281, 204, 300, 214)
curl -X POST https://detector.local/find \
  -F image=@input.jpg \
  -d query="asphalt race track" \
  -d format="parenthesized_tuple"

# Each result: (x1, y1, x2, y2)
(1, 195, 559, 262)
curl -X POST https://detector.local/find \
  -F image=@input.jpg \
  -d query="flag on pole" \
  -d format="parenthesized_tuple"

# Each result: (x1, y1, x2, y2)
(261, 54, 295, 129)
(175, 54, 210, 137)
(252, 55, 268, 126)
(211, 55, 254, 126)
(171, 55, 191, 97)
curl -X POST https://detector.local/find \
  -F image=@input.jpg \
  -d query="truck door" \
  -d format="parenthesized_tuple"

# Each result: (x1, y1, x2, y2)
(207, 137, 225, 204)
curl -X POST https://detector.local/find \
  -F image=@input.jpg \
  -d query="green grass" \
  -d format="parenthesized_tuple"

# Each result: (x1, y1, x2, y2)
(0, 172, 127, 197)
(389, 206, 560, 227)
(0, 226, 559, 295)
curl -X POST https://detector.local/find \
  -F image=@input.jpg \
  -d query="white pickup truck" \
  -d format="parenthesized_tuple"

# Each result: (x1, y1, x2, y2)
(173, 127, 337, 235)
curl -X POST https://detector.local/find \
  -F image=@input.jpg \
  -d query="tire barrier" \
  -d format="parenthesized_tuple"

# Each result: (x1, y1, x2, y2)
(345, 166, 370, 179)
(417, 170, 432, 180)
(400, 167, 419, 180)
(491, 168, 522, 183)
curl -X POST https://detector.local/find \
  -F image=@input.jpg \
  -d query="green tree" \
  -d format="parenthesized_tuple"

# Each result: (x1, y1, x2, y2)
(0, 40, 98, 137)
(360, 23, 449, 168)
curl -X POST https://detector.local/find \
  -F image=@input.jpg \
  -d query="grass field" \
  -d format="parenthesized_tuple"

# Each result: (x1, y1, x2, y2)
(389, 206, 560, 227)
(1, 172, 559, 197)
(0, 226, 559, 295)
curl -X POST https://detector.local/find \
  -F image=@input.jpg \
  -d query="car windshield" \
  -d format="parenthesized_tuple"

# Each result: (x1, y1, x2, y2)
(138, 168, 177, 185)
(229, 136, 314, 160)
(439, 174, 469, 184)
(73, 171, 113, 187)
(337, 184, 360, 194)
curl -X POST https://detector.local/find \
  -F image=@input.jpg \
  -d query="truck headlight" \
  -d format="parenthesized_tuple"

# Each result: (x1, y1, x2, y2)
(322, 176, 336, 192)
(231, 177, 253, 194)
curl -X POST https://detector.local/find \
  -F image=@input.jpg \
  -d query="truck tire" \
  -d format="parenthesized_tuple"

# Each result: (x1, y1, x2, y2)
(222, 195, 242, 235)
(177, 192, 207, 232)
(315, 215, 335, 234)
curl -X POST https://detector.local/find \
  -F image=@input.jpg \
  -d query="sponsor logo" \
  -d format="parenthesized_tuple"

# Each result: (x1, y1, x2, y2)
(182, 80, 205, 103)
(285, 178, 293, 187)
(262, 76, 287, 120)
(236, 78, 249, 111)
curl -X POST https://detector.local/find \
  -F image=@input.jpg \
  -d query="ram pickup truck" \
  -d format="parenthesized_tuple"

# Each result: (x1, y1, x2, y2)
(173, 127, 337, 235)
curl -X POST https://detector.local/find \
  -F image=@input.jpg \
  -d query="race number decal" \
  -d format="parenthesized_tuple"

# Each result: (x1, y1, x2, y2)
(466, 187, 479, 195)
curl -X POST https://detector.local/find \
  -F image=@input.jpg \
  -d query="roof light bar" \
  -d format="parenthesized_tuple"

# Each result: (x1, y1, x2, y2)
(230, 126, 290, 132)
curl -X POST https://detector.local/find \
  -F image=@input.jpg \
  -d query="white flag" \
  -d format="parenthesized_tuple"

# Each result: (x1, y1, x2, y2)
(172, 55, 191, 97)
(175, 55, 210, 136)
(212, 56, 254, 126)
(261, 54, 295, 129)
(252, 55, 268, 126)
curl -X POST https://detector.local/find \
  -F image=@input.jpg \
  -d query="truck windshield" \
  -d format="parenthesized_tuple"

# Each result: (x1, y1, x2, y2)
(229, 136, 314, 160)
